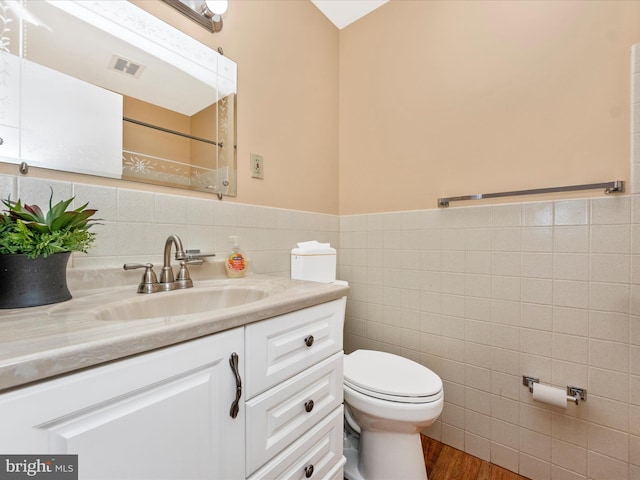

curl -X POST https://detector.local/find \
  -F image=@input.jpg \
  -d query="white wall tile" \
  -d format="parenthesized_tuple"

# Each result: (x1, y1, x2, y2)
(17, 177, 73, 208)
(590, 282, 630, 314)
(492, 227, 521, 252)
(589, 395, 629, 431)
(587, 451, 629, 480)
(553, 307, 589, 337)
(551, 439, 587, 476)
(591, 254, 630, 283)
(592, 197, 631, 225)
(0, 174, 16, 199)
(519, 452, 551, 480)
(155, 193, 188, 225)
(553, 280, 589, 309)
(523, 202, 554, 226)
(589, 311, 630, 343)
(554, 254, 589, 281)
(588, 424, 629, 462)
(522, 227, 554, 252)
(555, 200, 589, 226)
(492, 204, 522, 227)
(554, 226, 589, 253)
(117, 188, 155, 222)
(491, 442, 520, 473)
(523, 253, 552, 279)
(73, 183, 117, 222)
(591, 225, 631, 254)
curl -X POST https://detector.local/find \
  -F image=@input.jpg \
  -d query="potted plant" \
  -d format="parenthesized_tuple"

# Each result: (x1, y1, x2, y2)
(0, 191, 98, 308)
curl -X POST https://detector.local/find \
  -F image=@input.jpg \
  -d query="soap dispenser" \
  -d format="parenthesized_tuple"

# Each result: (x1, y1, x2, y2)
(225, 236, 247, 278)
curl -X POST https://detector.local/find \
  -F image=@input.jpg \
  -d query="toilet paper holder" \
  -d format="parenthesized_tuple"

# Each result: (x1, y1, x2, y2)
(522, 375, 587, 405)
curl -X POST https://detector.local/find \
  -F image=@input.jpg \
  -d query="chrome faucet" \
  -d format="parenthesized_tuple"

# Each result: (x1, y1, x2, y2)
(159, 234, 193, 290)
(124, 234, 195, 293)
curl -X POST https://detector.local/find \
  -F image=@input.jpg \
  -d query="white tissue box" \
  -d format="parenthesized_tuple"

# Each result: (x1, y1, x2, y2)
(291, 243, 336, 283)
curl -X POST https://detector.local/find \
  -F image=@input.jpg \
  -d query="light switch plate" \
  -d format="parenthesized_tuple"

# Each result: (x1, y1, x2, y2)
(250, 153, 264, 179)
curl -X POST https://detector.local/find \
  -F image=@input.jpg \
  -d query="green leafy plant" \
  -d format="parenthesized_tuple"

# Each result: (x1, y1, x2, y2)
(0, 190, 99, 258)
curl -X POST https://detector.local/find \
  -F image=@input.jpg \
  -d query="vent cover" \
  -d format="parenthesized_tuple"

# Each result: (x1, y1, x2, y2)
(108, 54, 145, 78)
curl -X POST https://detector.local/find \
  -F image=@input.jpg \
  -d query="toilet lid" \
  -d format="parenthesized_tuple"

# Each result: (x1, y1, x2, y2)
(344, 350, 442, 402)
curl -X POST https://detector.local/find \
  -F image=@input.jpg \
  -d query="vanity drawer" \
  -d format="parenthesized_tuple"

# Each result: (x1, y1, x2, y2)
(248, 406, 344, 480)
(245, 352, 343, 475)
(245, 298, 345, 398)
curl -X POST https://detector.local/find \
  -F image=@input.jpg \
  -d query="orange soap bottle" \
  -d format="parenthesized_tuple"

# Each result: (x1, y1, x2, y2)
(225, 236, 247, 278)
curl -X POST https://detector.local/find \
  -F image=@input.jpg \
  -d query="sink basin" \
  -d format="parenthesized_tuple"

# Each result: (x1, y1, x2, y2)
(96, 286, 272, 321)
(47, 285, 274, 321)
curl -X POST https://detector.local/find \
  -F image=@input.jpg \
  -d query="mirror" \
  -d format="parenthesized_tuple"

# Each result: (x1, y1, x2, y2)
(0, 0, 237, 196)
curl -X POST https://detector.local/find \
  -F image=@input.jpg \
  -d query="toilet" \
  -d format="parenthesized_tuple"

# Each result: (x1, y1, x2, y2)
(343, 350, 444, 480)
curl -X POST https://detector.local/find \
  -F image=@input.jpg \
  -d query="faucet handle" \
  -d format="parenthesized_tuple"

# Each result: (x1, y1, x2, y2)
(123, 263, 161, 294)
(176, 261, 194, 289)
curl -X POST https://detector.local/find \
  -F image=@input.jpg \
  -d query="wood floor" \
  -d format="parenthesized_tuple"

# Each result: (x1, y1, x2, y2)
(421, 436, 530, 480)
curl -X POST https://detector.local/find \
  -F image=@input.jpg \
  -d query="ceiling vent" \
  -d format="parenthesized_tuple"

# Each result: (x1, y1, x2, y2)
(108, 54, 145, 79)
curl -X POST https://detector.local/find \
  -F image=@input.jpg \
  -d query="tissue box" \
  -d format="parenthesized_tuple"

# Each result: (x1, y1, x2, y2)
(291, 242, 336, 283)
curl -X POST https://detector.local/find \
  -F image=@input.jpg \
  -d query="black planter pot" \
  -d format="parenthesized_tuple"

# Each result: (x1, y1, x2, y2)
(0, 252, 72, 309)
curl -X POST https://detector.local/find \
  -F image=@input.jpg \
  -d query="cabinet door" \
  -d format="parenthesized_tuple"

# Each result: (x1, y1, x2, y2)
(21, 59, 123, 178)
(0, 329, 245, 480)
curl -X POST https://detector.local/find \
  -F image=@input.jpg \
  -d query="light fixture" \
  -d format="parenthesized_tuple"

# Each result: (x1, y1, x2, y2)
(162, 0, 228, 33)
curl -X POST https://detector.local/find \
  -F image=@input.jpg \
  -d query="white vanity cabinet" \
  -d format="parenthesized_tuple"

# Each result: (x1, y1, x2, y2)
(245, 298, 347, 479)
(0, 296, 347, 480)
(0, 328, 246, 480)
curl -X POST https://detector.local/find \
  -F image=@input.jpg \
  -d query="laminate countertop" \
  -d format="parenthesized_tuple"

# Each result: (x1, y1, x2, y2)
(0, 272, 349, 392)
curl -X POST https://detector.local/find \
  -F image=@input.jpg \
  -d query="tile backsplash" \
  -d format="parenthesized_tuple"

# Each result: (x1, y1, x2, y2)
(0, 175, 339, 278)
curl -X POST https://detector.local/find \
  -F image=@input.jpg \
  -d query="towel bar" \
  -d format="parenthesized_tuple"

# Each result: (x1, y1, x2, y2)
(437, 180, 624, 208)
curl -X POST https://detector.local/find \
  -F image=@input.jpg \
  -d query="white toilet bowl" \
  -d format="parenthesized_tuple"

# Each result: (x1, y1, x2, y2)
(343, 350, 443, 480)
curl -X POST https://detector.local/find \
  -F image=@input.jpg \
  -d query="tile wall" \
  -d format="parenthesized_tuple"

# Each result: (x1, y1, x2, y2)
(339, 196, 638, 480)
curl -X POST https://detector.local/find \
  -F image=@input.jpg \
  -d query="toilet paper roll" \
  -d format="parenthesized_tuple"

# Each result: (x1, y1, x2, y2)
(532, 383, 567, 408)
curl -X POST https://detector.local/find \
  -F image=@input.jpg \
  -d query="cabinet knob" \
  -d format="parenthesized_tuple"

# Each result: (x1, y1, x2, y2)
(0, 136, 4, 145)
(304, 335, 314, 347)
(304, 400, 314, 413)
(304, 464, 314, 478)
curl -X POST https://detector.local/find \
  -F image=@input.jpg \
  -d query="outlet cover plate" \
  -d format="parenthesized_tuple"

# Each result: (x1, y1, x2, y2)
(250, 153, 264, 179)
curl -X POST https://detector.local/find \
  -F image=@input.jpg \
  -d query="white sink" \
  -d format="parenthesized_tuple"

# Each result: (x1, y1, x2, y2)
(47, 284, 276, 321)
(97, 286, 271, 321)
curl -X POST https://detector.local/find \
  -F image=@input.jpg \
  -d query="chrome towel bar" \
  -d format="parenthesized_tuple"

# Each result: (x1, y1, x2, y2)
(437, 180, 624, 208)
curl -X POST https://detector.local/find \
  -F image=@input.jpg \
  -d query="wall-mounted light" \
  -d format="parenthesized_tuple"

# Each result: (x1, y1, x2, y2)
(162, 0, 228, 33)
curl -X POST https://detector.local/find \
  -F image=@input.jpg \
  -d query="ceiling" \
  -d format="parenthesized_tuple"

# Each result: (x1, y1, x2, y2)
(310, 0, 389, 29)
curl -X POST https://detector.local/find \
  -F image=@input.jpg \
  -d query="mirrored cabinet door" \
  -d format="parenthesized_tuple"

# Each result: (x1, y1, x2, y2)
(0, 0, 237, 196)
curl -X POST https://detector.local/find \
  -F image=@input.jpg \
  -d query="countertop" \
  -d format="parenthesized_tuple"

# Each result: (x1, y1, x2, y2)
(0, 270, 349, 392)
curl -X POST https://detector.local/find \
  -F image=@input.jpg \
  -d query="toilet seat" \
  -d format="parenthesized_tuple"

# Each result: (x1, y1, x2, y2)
(344, 350, 442, 404)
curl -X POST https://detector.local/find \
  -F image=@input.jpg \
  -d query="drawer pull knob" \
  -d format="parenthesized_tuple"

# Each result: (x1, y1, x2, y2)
(0, 137, 3, 145)
(304, 335, 314, 347)
(304, 464, 314, 478)
(304, 400, 314, 413)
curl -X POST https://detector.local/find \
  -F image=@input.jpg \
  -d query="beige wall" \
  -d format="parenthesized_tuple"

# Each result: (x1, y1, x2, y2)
(339, 0, 640, 215)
